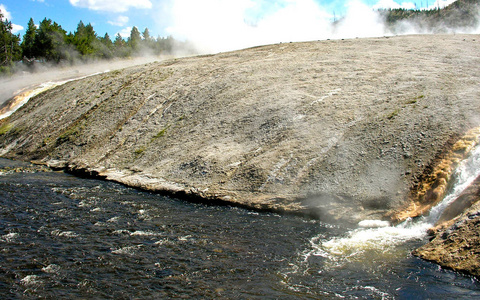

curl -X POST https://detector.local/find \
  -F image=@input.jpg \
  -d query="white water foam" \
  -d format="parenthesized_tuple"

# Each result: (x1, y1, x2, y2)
(130, 230, 163, 236)
(358, 219, 391, 228)
(112, 245, 143, 255)
(42, 264, 61, 274)
(321, 220, 431, 257)
(1, 232, 19, 242)
(20, 275, 42, 286)
(308, 141, 480, 260)
(51, 230, 79, 238)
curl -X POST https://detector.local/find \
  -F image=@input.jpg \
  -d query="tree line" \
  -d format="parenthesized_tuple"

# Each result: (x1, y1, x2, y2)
(0, 12, 195, 75)
(379, 0, 479, 32)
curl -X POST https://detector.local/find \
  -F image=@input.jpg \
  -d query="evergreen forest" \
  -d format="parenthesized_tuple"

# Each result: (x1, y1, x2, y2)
(0, 13, 194, 76)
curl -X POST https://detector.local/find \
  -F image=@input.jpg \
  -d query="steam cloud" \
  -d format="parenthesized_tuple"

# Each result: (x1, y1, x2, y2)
(164, 0, 480, 53)
(0, 56, 162, 106)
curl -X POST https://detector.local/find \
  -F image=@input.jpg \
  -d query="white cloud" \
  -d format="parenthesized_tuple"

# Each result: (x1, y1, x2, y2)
(108, 15, 129, 26)
(0, 4, 12, 20)
(0, 4, 24, 33)
(70, 0, 152, 13)
(373, 0, 416, 10)
(117, 26, 132, 38)
(12, 24, 24, 34)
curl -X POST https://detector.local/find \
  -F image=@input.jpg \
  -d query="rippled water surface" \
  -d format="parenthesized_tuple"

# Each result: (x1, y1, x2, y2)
(1, 158, 479, 299)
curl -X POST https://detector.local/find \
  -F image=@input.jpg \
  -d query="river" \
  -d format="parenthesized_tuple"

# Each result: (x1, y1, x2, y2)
(1, 158, 479, 299)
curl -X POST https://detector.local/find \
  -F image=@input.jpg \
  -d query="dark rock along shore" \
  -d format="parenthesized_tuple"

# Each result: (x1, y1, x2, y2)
(414, 176, 480, 277)
(1, 34, 480, 276)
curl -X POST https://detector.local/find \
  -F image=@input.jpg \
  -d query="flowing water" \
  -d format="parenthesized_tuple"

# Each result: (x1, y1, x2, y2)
(1, 158, 480, 299)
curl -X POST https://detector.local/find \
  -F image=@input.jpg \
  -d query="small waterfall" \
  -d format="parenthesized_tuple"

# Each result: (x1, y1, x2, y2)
(425, 143, 480, 224)
(309, 141, 480, 259)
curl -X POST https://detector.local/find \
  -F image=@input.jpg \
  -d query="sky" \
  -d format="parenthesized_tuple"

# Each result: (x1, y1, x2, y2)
(0, 0, 460, 53)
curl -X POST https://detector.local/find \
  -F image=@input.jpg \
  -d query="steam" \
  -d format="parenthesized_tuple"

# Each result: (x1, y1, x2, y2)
(164, 0, 480, 53)
(0, 56, 163, 106)
(165, 0, 372, 53)
(164, 0, 391, 53)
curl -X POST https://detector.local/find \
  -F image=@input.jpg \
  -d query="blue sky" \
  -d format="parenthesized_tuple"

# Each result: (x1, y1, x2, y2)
(0, 0, 458, 51)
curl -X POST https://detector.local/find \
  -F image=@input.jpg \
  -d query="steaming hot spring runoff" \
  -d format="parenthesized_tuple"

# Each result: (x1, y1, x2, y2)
(1, 0, 480, 298)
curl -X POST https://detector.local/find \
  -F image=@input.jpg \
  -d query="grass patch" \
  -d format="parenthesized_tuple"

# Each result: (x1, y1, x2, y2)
(134, 147, 146, 157)
(55, 127, 80, 146)
(387, 109, 400, 120)
(151, 125, 171, 142)
(406, 95, 425, 105)
(0, 122, 13, 135)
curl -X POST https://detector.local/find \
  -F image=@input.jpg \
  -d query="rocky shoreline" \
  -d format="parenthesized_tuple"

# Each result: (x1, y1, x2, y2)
(0, 34, 479, 276)
(414, 177, 480, 278)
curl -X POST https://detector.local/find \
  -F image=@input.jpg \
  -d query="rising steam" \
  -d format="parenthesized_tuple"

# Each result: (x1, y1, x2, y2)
(164, 0, 480, 53)
(0, 56, 163, 106)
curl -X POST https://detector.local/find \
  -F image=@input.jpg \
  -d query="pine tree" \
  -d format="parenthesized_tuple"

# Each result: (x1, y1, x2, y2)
(73, 21, 97, 56)
(142, 28, 151, 41)
(129, 26, 141, 52)
(33, 18, 68, 63)
(0, 10, 21, 71)
(21, 18, 37, 59)
(114, 33, 129, 57)
(102, 33, 113, 48)
(95, 32, 113, 59)
(142, 28, 154, 49)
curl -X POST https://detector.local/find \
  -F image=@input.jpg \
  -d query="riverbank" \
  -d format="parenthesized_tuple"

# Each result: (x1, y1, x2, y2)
(2, 157, 478, 298)
(1, 34, 479, 276)
(414, 170, 480, 277)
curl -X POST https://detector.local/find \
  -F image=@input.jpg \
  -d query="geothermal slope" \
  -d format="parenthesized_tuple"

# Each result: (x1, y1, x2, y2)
(1, 34, 479, 221)
(1, 34, 480, 276)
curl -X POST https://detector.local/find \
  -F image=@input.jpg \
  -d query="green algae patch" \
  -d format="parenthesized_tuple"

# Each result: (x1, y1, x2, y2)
(0, 123, 13, 136)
